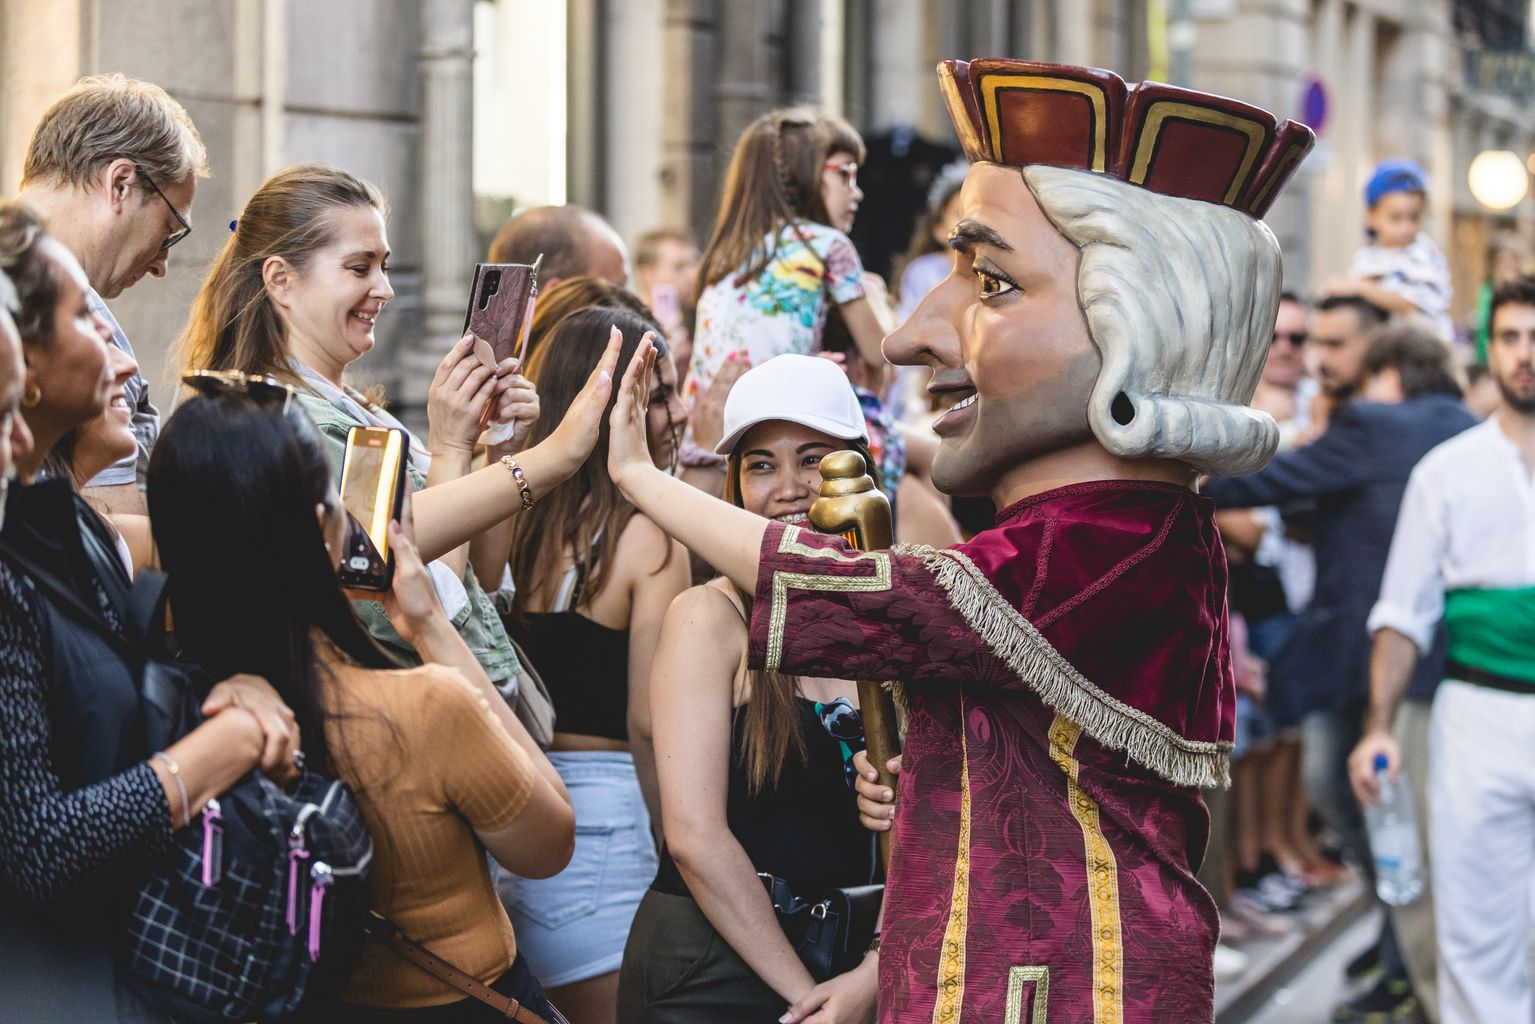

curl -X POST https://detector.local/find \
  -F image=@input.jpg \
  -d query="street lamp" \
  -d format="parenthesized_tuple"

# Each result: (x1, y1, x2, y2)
(1468, 149, 1529, 210)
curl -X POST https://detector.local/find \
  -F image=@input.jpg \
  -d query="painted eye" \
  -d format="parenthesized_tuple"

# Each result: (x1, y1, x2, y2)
(975, 268, 1015, 300)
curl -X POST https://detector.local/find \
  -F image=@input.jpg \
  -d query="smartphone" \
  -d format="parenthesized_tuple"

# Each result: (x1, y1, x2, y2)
(464, 254, 543, 369)
(336, 426, 408, 591)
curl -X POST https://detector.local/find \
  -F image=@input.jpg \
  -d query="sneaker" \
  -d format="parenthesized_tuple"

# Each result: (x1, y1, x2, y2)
(1331, 977, 1418, 1023)
(1344, 942, 1383, 983)
(1214, 943, 1249, 981)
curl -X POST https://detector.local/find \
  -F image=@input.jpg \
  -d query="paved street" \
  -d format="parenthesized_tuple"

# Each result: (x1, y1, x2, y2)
(1235, 908, 1385, 1024)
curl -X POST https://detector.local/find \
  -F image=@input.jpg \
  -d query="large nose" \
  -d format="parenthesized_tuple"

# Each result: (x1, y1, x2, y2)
(883, 263, 964, 370)
(374, 272, 396, 302)
(108, 342, 139, 384)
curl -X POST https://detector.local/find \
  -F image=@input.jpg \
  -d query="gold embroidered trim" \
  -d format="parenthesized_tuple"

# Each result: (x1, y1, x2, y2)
(930, 691, 972, 1024)
(765, 526, 893, 674)
(1003, 966, 1051, 1024)
(1049, 716, 1124, 1024)
(893, 542, 1232, 789)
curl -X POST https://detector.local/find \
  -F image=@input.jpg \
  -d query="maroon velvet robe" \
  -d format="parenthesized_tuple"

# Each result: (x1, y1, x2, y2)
(748, 480, 1234, 1023)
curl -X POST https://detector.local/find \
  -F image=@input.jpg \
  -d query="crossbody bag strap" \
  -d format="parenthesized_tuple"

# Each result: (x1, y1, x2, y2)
(0, 536, 137, 662)
(366, 913, 560, 1024)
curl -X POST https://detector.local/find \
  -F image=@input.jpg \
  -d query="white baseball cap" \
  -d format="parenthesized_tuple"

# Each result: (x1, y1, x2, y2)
(714, 354, 869, 455)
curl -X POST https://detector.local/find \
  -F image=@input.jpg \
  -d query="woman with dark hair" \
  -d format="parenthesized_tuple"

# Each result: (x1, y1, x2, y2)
(617, 355, 879, 1024)
(684, 108, 888, 494)
(149, 382, 581, 1021)
(498, 307, 689, 1023)
(0, 199, 297, 1020)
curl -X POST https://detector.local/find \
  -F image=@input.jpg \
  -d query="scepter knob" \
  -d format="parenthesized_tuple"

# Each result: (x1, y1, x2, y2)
(817, 450, 877, 498)
(811, 449, 893, 551)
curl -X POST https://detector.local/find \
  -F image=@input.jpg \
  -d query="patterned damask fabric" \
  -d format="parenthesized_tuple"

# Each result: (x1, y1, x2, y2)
(748, 486, 1227, 1023)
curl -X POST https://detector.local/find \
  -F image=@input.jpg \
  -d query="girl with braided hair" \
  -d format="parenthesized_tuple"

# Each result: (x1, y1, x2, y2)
(682, 108, 889, 492)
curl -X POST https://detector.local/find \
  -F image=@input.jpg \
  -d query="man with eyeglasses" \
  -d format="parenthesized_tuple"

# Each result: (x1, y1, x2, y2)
(17, 73, 207, 515)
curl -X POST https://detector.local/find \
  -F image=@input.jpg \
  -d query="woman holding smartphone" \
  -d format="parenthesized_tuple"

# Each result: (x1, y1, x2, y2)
(149, 381, 591, 1020)
(499, 307, 690, 1023)
(616, 355, 879, 1024)
(0, 200, 298, 1020)
(176, 164, 582, 692)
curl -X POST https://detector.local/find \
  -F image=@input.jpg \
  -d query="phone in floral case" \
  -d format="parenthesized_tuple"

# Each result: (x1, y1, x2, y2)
(464, 255, 542, 369)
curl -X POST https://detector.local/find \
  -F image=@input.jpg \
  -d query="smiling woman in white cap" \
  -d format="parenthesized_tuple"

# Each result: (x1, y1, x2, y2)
(617, 354, 882, 1024)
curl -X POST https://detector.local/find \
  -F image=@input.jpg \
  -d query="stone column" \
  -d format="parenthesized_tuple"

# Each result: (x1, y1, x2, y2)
(402, 0, 477, 408)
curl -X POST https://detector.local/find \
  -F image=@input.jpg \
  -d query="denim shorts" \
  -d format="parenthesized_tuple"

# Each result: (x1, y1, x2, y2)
(497, 751, 658, 988)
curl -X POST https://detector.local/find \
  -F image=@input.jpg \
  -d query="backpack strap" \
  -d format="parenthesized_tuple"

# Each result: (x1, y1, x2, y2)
(365, 913, 566, 1024)
(0, 534, 137, 662)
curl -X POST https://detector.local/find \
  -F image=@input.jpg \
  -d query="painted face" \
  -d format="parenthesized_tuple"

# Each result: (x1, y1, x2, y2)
(73, 342, 141, 477)
(1263, 298, 1308, 390)
(0, 310, 34, 528)
(101, 169, 196, 299)
(1365, 190, 1424, 250)
(929, 190, 965, 248)
(820, 150, 863, 233)
(1307, 305, 1372, 399)
(24, 238, 116, 438)
(1488, 301, 1535, 414)
(276, 205, 395, 377)
(645, 348, 689, 470)
(734, 420, 842, 523)
(882, 163, 1098, 498)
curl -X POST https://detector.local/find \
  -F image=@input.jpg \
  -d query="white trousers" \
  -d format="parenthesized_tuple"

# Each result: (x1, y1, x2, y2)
(1430, 680, 1535, 1024)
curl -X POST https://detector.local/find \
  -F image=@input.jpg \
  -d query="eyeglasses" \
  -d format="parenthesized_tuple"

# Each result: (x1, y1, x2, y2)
(822, 160, 859, 188)
(1271, 330, 1308, 347)
(814, 698, 865, 788)
(135, 164, 192, 251)
(183, 368, 294, 413)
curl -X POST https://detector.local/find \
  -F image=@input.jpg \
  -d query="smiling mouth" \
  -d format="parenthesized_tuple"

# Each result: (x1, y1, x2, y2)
(351, 310, 379, 325)
(772, 511, 810, 525)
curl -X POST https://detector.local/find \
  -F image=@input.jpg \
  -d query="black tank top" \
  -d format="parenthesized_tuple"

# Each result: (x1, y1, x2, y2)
(502, 536, 631, 741)
(652, 697, 876, 899)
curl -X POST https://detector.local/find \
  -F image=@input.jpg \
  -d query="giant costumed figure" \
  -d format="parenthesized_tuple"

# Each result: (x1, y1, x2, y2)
(604, 58, 1313, 1023)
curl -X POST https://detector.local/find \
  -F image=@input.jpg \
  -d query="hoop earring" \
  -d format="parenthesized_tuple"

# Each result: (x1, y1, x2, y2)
(21, 382, 41, 408)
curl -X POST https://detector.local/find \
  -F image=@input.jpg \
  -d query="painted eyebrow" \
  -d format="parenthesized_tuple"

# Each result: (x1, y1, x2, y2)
(948, 218, 1013, 253)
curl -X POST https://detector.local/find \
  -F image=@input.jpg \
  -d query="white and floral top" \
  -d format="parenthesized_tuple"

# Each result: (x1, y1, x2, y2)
(688, 219, 866, 407)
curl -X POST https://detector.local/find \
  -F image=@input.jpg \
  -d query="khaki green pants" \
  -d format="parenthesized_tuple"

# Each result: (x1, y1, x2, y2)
(617, 890, 785, 1023)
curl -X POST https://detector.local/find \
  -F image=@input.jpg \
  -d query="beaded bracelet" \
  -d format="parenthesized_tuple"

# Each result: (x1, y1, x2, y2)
(152, 751, 192, 829)
(500, 455, 535, 512)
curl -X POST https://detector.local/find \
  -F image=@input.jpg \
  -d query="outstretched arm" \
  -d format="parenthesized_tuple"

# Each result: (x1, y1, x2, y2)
(608, 336, 768, 591)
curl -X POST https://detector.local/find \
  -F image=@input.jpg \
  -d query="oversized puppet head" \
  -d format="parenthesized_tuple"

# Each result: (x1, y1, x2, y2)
(891, 59, 1314, 495)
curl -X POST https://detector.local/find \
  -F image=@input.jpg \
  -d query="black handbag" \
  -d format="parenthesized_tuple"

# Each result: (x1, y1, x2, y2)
(759, 873, 883, 982)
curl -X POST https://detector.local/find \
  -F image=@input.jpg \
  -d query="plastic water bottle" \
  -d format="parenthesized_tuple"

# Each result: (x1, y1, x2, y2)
(1364, 754, 1424, 906)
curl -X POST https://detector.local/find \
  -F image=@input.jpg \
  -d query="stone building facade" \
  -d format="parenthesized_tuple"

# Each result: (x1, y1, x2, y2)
(1, 0, 1530, 411)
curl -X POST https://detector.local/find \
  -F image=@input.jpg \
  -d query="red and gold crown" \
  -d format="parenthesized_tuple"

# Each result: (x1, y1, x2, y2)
(937, 58, 1314, 218)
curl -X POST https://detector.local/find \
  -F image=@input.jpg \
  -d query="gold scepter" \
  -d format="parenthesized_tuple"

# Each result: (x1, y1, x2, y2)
(810, 450, 901, 870)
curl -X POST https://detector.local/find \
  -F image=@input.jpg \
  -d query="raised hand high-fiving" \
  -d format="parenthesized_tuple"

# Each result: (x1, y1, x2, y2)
(539, 324, 623, 483)
(607, 330, 658, 491)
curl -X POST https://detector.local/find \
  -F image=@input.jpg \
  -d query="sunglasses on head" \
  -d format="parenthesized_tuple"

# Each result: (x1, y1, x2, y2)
(183, 369, 295, 413)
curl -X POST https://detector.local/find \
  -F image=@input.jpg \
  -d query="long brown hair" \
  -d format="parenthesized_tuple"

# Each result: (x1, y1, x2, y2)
(696, 107, 864, 303)
(509, 306, 675, 619)
(725, 428, 876, 794)
(176, 163, 387, 383)
(524, 275, 652, 368)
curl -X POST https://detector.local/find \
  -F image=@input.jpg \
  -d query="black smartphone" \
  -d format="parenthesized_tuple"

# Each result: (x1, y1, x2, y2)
(336, 426, 408, 591)
(463, 254, 543, 368)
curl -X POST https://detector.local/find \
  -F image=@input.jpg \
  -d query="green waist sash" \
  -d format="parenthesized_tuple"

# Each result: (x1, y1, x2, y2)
(1445, 587, 1535, 683)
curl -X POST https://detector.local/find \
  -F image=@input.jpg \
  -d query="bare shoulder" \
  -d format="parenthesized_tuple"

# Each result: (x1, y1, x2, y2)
(615, 512, 686, 577)
(664, 579, 748, 638)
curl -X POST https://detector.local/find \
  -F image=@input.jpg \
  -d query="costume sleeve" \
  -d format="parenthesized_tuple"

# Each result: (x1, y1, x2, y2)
(423, 667, 536, 833)
(747, 523, 1010, 685)
(1367, 460, 1448, 654)
(1204, 404, 1373, 508)
(821, 230, 867, 306)
(0, 564, 173, 906)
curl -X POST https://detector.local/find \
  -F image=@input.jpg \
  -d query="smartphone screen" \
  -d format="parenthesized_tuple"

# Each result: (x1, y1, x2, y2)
(337, 427, 406, 590)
